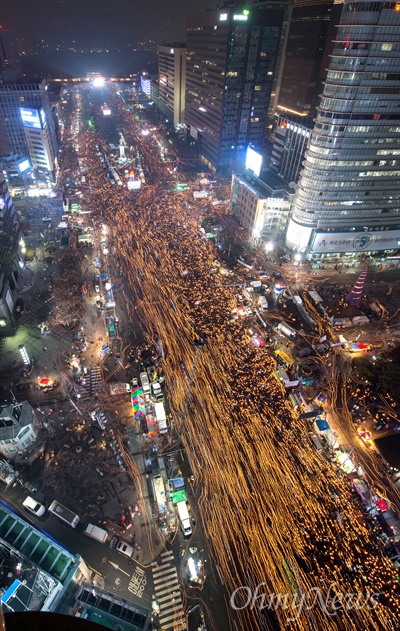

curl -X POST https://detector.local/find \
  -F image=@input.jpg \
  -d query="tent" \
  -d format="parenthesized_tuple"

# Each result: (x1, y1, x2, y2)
(132, 389, 146, 417)
(133, 404, 146, 418)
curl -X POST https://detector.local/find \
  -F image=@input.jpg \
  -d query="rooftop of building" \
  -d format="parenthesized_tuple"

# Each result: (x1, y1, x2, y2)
(75, 583, 150, 631)
(158, 42, 186, 48)
(234, 167, 292, 198)
(0, 501, 76, 584)
(0, 401, 35, 441)
(276, 112, 314, 129)
(0, 153, 28, 165)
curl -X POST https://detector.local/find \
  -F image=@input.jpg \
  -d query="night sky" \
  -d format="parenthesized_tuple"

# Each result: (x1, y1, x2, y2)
(1, 0, 217, 49)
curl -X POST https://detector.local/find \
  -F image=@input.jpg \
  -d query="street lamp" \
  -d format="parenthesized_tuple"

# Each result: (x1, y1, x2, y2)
(265, 242, 274, 253)
(175, 336, 206, 454)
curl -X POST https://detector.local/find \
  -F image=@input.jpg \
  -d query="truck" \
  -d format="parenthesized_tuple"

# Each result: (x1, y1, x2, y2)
(154, 401, 168, 435)
(151, 381, 164, 402)
(140, 372, 151, 396)
(277, 322, 297, 339)
(84, 523, 109, 543)
(176, 500, 193, 537)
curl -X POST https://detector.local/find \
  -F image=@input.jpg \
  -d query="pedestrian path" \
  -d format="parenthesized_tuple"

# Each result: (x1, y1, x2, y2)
(90, 366, 102, 395)
(151, 550, 186, 630)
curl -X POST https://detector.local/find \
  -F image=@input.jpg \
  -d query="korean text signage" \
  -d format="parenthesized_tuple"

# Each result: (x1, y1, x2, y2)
(311, 230, 400, 254)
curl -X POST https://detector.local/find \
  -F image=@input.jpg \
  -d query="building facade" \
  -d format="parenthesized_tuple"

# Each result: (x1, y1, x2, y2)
(140, 75, 152, 97)
(0, 169, 22, 328)
(232, 169, 291, 239)
(277, 0, 342, 118)
(0, 27, 22, 84)
(185, 1, 290, 171)
(157, 44, 186, 128)
(286, 0, 400, 255)
(270, 114, 313, 183)
(0, 401, 38, 458)
(0, 81, 58, 180)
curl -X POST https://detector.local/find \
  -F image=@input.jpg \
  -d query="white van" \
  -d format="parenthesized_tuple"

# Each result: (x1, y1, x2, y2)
(23, 496, 46, 517)
(84, 523, 108, 543)
(258, 295, 268, 311)
(140, 372, 151, 396)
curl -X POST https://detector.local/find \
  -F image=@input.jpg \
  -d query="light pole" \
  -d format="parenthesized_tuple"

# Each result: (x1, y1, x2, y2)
(175, 336, 205, 454)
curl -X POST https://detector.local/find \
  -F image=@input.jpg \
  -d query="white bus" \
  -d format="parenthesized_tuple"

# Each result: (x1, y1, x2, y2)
(49, 501, 80, 528)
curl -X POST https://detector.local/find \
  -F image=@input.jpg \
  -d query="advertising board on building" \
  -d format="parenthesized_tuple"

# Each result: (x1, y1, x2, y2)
(20, 108, 42, 129)
(311, 230, 400, 254)
(245, 147, 262, 178)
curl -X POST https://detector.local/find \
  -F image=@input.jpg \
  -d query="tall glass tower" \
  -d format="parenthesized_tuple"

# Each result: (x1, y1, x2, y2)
(185, 1, 290, 171)
(286, 0, 400, 254)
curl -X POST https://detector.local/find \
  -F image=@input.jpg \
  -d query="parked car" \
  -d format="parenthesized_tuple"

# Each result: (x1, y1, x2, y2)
(22, 496, 46, 517)
(109, 536, 134, 558)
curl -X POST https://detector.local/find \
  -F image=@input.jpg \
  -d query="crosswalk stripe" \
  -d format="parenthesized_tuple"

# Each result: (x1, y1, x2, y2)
(152, 555, 186, 630)
(154, 576, 179, 587)
(153, 566, 176, 578)
(159, 613, 186, 628)
(160, 603, 184, 616)
(157, 592, 181, 604)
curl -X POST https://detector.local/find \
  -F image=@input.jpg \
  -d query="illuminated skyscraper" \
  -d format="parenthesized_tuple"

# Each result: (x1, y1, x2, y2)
(157, 44, 186, 128)
(0, 170, 22, 327)
(286, 0, 400, 256)
(277, 0, 342, 118)
(0, 80, 58, 180)
(0, 26, 22, 83)
(185, 1, 291, 171)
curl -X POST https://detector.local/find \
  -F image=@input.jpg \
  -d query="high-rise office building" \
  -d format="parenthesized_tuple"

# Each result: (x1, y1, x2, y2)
(0, 170, 23, 327)
(0, 26, 22, 84)
(157, 44, 186, 128)
(286, 0, 400, 256)
(270, 114, 313, 183)
(277, 0, 342, 118)
(0, 80, 58, 180)
(185, 1, 291, 171)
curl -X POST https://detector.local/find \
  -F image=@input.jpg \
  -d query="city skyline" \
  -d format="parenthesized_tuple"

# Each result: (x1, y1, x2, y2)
(0, 0, 217, 50)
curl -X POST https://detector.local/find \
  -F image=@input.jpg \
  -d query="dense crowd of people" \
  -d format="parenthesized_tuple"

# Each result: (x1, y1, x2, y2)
(66, 84, 400, 630)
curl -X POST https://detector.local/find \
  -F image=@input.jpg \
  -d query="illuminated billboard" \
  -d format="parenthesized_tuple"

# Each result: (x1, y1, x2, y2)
(40, 108, 46, 127)
(19, 159, 30, 173)
(285, 219, 313, 253)
(20, 108, 41, 129)
(245, 147, 262, 177)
